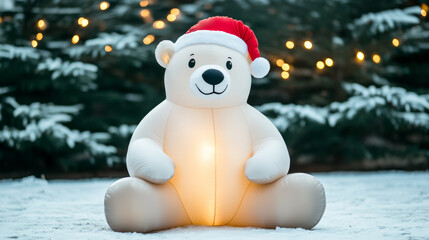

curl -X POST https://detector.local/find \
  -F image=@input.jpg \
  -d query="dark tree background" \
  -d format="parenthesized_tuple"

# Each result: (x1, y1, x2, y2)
(1, 0, 428, 177)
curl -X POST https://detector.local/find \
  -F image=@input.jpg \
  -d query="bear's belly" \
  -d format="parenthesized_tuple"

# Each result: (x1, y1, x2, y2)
(164, 105, 252, 225)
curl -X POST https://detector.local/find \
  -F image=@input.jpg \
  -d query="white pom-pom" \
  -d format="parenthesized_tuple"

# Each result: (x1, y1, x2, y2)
(250, 57, 270, 78)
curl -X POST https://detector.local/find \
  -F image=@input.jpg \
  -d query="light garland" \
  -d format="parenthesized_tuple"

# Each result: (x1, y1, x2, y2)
(304, 40, 312, 49)
(325, 58, 333, 67)
(153, 20, 165, 29)
(281, 71, 290, 79)
(281, 63, 290, 71)
(276, 59, 284, 67)
(170, 8, 180, 15)
(71, 35, 80, 44)
(78, 17, 89, 27)
(140, 9, 150, 18)
(422, 4, 428, 17)
(392, 38, 400, 47)
(143, 34, 155, 45)
(105, 45, 113, 52)
(140, 0, 149, 7)
(36, 33, 43, 41)
(167, 14, 177, 22)
(99, 1, 110, 11)
(285, 41, 294, 49)
(356, 51, 364, 61)
(37, 19, 47, 30)
(31, 40, 38, 48)
(372, 54, 381, 64)
(316, 61, 325, 69)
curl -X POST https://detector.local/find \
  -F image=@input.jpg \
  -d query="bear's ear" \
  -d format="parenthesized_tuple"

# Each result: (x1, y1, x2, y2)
(155, 40, 175, 68)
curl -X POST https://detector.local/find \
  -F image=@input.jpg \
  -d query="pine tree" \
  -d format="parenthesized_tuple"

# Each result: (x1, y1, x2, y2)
(1, 0, 428, 175)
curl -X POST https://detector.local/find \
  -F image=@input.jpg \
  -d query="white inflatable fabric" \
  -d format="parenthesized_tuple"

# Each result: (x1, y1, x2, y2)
(105, 41, 326, 233)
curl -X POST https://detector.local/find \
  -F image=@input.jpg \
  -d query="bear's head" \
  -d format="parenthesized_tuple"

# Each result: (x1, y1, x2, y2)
(154, 17, 270, 109)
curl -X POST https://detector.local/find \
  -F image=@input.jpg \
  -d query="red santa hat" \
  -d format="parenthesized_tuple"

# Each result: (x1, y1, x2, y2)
(174, 16, 270, 78)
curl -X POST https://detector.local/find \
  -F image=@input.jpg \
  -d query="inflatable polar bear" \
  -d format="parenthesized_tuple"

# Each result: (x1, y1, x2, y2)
(105, 16, 326, 233)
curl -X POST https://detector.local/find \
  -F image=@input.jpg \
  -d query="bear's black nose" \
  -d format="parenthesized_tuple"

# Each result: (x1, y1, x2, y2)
(202, 69, 224, 85)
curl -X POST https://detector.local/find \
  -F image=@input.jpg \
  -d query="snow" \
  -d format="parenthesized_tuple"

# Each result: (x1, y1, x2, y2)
(351, 6, 420, 34)
(258, 83, 429, 132)
(1, 171, 428, 240)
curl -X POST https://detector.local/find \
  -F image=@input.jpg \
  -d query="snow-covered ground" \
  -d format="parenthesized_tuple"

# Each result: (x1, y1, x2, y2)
(1, 171, 428, 240)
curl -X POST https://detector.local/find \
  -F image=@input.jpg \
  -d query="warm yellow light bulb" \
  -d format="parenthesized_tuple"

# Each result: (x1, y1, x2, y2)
(140, 9, 150, 18)
(325, 58, 333, 67)
(37, 19, 47, 30)
(153, 20, 165, 29)
(422, 9, 427, 17)
(392, 38, 400, 47)
(422, 3, 429, 11)
(99, 1, 110, 10)
(71, 35, 80, 44)
(167, 14, 177, 22)
(143, 34, 155, 45)
(316, 61, 325, 69)
(170, 8, 180, 15)
(282, 63, 290, 71)
(36, 33, 43, 41)
(140, 0, 149, 7)
(372, 54, 381, 64)
(105, 45, 113, 52)
(31, 40, 38, 48)
(285, 41, 294, 49)
(356, 51, 365, 61)
(304, 40, 312, 49)
(281, 71, 290, 79)
(81, 18, 89, 27)
(275, 59, 284, 67)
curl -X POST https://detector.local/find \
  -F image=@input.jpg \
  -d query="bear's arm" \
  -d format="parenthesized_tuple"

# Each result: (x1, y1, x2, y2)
(241, 104, 290, 184)
(126, 100, 175, 184)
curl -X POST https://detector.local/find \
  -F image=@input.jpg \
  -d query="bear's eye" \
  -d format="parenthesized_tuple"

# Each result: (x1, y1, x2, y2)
(226, 60, 232, 70)
(188, 58, 196, 68)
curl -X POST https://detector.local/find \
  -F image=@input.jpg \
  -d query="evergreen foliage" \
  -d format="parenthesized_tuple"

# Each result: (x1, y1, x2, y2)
(1, 0, 428, 173)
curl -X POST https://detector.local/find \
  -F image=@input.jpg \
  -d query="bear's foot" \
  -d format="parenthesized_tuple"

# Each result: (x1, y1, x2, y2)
(275, 173, 326, 229)
(104, 177, 190, 233)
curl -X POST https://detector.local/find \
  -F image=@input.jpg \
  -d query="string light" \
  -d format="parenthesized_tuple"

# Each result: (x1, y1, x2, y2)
(422, 3, 429, 16)
(392, 38, 400, 47)
(78, 17, 89, 27)
(153, 20, 165, 29)
(99, 1, 110, 11)
(316, 61, 325, 69)
(170, 8, 180, 15)
(143, 34, 155, 45)
(167, 14, 176, 22)
(105, 45, 113, 52)
(31, 40, 38, 48)
(37, 19, 47, 30)
(36, 33, 43, 41)
(282, 63, 290, 71)
(304, 40, 312, 49)
(140, 9, 150, 18)
(356, 51, 365, 61)
(281, 71, 290, 79)
(372, 54, 381, 64)
(276, 59, 284, 67)
(71, 35, 80, 44)
(285, 41, 294, 49)
(140, 0, 149, 7)
(325, 58, 334, 67)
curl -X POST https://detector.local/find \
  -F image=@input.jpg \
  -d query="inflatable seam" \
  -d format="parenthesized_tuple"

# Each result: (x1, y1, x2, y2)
(225, 182, 252, 225)
(170, 182, 193, 225)
(211, 108, 217, 226)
